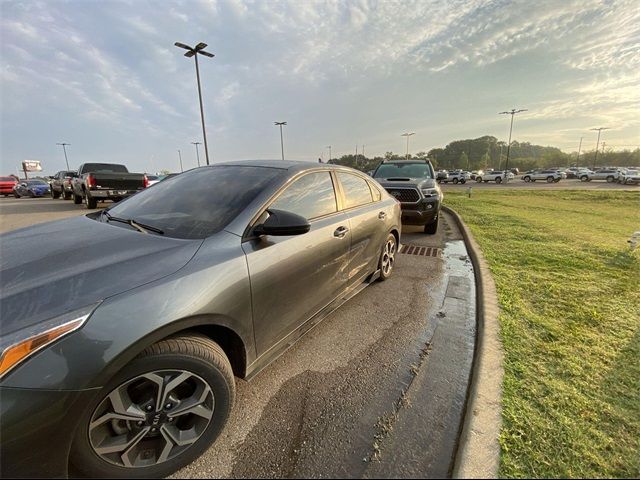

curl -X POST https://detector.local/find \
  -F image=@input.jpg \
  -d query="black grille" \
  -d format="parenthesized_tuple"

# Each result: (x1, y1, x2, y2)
(385, 188, 420, 203)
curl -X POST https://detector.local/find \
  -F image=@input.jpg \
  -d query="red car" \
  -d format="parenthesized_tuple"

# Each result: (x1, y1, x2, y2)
(0, 176, 18, 197)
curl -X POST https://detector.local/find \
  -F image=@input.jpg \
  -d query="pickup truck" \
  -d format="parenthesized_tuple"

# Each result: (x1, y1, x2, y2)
(71, 163, 148, 209)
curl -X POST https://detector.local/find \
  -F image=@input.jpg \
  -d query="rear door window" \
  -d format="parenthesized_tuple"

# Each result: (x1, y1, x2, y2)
(338, 173, 374, 209)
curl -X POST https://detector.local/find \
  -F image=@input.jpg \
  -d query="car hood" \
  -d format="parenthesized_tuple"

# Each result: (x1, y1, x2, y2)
(0, 215, 202, 336)
(376, 178, 437, 190)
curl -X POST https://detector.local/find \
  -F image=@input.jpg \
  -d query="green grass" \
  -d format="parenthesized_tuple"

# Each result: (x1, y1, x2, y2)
(444, 190, 640, 478)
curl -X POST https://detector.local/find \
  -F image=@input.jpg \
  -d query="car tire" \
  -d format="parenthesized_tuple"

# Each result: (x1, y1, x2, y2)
(476, 177, 482, 183)
(547, 176, 554, 183)
(424, 217, 438, 234)
(580, 176, 588, 182)
(495, 177, 502, 184)
(378, 233, 397, 281)
(460, 179, 466, 184)
(453, 178, 459, 184)
(14, 192, 20, 198)
(69, 333, 235, 479)
(524, 176, 531, 182)
(85, 193, 98, 209)
(74, 193, 82, 204)
(52, 190, 61, 199)
(606, 176, 614, 183)
(63, 191, 72, 200)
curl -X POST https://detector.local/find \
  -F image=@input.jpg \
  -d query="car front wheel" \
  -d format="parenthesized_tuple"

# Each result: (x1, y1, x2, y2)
(70, 334, 235, 479)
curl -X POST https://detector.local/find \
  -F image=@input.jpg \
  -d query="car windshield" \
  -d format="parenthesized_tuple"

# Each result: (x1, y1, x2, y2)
(374, 163, 433, 179)
(103, 165, 284, 239)
(27, 180, 47, 185)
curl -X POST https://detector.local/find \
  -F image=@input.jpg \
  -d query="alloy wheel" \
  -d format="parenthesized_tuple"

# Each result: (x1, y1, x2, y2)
(88, 370, 214, 469)
(381, 238, 396, 276)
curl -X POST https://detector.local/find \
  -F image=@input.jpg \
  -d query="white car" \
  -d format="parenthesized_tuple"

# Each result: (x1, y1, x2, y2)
(441, 170, 470, 184)
(619, 169, 640, 185)
(580, 168, 620, 182)
(522, 170, 563, 183)
(475, 170, 512, 183)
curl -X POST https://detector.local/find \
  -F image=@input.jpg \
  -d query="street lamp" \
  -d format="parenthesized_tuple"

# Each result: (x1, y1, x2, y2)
(191, 142, 202, 167)
(326, 145, 332, 163)
(274, 122, 287, 160)
(499, 108, 527, 176)
(590, 127, 610, 169)
(401, 132, 415, 160)
(177, 149, 184, 172)
(56, 143, 71, 170)
(576, 137, 583, 167)
(175, 41, 214, 166)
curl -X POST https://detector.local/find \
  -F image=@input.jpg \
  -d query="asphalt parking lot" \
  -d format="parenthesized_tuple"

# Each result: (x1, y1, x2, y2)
(0, 196, 476, 478)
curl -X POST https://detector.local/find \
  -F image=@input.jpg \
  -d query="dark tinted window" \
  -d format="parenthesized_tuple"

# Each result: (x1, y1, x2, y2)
(374, 163, 433, 179)
(105, 166, 284, 239)
(270, 172, 337, 220)
(338, 173, 373, 208)
(82, 163, 128, 173)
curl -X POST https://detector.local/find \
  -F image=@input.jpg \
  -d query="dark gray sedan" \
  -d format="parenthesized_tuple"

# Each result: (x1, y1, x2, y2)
(0, 160, 401, 478)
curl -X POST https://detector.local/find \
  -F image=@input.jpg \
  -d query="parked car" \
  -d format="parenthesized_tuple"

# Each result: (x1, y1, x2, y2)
(0, 161, 401, 478)
(436, 170, 449, 183)
(372, 159, 442, 234)
(619, 169, 640, 185)
(12, 179, 50, 198)
(440, 170, 469, 184)
(0, 176, 18, 197)
(522, 169, 563, 183)
(580, 168, 620, 182)
(470, 170, 484, 180)
(71, 163, 148, 209)
(49, 170, 77, 199)
(146, 174, 161, 186)
(475, 170, 512, 183)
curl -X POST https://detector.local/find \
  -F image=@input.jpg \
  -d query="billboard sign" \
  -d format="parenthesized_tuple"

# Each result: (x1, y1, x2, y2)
(22, 160, 42, 172)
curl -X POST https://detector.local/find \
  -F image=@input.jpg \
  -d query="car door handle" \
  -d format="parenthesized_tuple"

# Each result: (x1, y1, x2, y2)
(333, 226, 349, 238)
(378, 212, 386, 220)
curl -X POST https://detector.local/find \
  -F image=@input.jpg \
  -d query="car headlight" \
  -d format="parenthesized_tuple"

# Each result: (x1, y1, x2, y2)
(0, 303, 99, 379)
(421, 188, 440, 197)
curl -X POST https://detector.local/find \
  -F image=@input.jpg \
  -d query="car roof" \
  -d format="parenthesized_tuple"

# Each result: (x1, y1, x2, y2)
(205, 159, 367, 175)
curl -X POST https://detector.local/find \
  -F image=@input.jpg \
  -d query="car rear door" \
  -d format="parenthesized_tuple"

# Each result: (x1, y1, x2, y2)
(335, 172, 388, 284)
(242, 171, 352, 356)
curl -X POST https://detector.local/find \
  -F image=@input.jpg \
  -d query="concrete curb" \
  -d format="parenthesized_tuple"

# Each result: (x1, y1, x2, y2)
(442, 205, 504, 479)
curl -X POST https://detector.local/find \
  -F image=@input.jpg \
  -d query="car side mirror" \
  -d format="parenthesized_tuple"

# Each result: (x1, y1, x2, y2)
(254, 209, 310, 237)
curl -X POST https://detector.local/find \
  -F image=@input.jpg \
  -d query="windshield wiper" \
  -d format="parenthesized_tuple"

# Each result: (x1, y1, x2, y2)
(103, 211, 164, 235)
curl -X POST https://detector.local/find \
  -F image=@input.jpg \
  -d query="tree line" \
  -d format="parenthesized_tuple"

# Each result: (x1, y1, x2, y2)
(329, 135, 640, 172)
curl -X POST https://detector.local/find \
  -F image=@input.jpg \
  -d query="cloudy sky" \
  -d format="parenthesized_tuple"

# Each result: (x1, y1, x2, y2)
(1, 0, 639, 174)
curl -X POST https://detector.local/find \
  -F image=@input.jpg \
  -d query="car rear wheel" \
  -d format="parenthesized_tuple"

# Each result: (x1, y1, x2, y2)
(495, 177, 502, 184)
(547, 176, 554, 183)
(64, 191, 72, 200)
(606, 176, 614, 183)
(452, 178, 458, 184)
(476, 177, 482, 183)
(524, 176, 531, 182)
(378, 233, 397, 281)
(85, 193, 98, 209)
(460, 179, 466, 184)
(70, 334, 235, 479)
(580, 176, 588, 182)
(74, 193, 82, 204)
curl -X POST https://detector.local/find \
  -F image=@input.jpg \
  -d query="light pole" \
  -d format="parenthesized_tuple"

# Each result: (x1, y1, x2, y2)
(590, 127, 609, 169)
(192, 142, 202, 167)
(178, 149, 183, 172)
(326, 146, 332, 163)
(499, 109, 527, 175)
(274, 122, 286, 160)
(56, 143, 71, 170)
(175, 42, 214, 165)
(576, 137, 583, 167)
(401, 132, 415, 160)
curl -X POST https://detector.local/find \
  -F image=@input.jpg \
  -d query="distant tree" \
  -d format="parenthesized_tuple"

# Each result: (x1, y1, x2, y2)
(479, 152, 490, 170)
(160, 169, 171, 175)
(458, 152, 469, 170)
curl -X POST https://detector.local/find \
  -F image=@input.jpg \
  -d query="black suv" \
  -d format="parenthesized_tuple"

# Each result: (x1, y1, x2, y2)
(372, 159, 442, 234)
